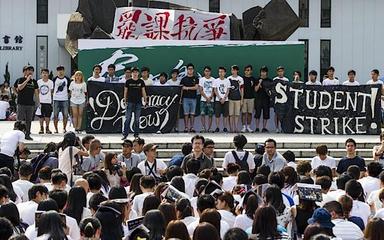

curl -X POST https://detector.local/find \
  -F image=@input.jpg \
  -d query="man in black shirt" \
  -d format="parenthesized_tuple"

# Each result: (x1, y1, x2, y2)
(254, 66, 273, 133)
(241, 65, 256, 133)
(14, 66, 39, 140)
(180, 63, 199, 133)
(122, 67, 147, 140)
(336, 138, 366, 176)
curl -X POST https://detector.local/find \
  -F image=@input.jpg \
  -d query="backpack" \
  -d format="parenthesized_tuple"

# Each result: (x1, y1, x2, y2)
(30, 153, 51, 183)
(231, 150, 250, 171)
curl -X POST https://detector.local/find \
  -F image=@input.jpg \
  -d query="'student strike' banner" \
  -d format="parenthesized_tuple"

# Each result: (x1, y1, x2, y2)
(273, 80, 382, 135)
(86, 82, 181, 134)
(113, 7, 230, 40)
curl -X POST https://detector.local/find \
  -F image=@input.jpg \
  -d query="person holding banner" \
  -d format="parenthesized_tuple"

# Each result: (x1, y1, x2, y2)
(104, 64, 120, 83)
(305, 70, 321, 85)
(342, 70, 359, 86)
(141, 67, 153, 86)
(273, 66, 289, 133)
(88, 65, 105, 83)
(167, 69, 180, 86)
(122, 67, 147, 140)
(322, 66, 339, 85)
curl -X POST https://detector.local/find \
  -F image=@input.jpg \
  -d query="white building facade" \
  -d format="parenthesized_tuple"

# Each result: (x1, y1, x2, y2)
(0, 0, 383, 83)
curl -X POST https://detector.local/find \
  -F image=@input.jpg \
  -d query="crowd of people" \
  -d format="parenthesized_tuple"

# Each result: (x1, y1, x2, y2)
(1, 63, 383, 140)
(0, 121, 383, 239)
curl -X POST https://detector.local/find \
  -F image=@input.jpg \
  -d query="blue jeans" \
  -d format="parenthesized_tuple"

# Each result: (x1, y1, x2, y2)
(123, 102, 142, 136)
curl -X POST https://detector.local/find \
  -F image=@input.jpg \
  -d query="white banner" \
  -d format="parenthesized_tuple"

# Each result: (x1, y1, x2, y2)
(113, 7, 230, 40)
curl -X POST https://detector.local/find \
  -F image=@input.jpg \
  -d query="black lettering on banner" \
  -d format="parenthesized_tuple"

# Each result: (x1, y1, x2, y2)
(86, 82, 181, 133)
(271, 80, 381, 135)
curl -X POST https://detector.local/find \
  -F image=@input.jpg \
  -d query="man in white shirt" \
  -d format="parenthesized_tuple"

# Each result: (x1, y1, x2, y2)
(311, 144, 336, 176)
(52, 65, 70, 133)
(322, 66, 339, 85)
(37, 68, 54, 134)
(358, 162, 382, 198)
(88, 64, 105, 82)
(199, 66, 215, 133)
(306, 70, 321, 85)
(367, 171, 384, 212)
(223, 134, 255, 173)
(326, 173, 353, 201)
(141, 66, 153, 86)
(262, 138, 287, 172)
(166, 69, 180, 86)
(133, 137, 146, 162)
(367, 69, 384, 115)
(346, 179, 370, 226)
(132, 175, 156, 216)
(17, 184, 48, 225)
(273, 66, 289, 82)
(315, 176, 335, 207)
(213, 67, 230, 133)
(153, 72, 168, 86)
(0, 95, 10, 120)
(137, 144, 167, 180)
(104, 64, 120, 83)
(324, 201, 364, 240)
(12, 161, 34, 202)
(119, 66, 131, 83)
(342, 70, 359, 86)
(222, 163, 239, 192)
(183, 159, 200, 198)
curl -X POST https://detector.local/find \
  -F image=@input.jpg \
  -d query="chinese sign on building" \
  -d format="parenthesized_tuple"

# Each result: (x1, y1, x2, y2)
(113, 7, 230, 40)
(0, 35, 23, 50)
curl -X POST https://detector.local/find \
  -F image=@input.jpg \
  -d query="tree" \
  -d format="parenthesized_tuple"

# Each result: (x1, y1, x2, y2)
(3, 62, 10, 84)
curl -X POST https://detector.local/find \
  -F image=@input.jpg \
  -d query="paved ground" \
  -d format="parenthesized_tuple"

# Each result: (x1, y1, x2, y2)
(0, 121, 379, 144)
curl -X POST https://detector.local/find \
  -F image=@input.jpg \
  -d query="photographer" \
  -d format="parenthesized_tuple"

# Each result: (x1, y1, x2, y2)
(103, 153, 127, 187)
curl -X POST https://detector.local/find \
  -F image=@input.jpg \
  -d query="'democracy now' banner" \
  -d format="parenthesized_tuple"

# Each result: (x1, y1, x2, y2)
(113, 7, 230, 40)
(86, 82, 181, 134)
(273, 80, 382, 135)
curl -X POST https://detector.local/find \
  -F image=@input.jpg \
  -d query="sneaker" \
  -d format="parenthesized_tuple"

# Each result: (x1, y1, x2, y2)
(261, 128, 269, 133)
(173, 128, 179, 133)
(156, 130, 161, 134)
(255, 128, 260, 133)
(39, 128, 44, 134)
(247, 126, 253, 133)
(46, 129, 52, 134)
(241, 126, 247, 133)
(275, 128, 281, 133)
(223, 128, 228, 133)
(190, 128, 196, 133)
(184, 128, 189, 133)
(200, 128, 206, 133)
(121, 135, 127, 140)
(215, 128, 220, 133)
(25, 135, 33, 141)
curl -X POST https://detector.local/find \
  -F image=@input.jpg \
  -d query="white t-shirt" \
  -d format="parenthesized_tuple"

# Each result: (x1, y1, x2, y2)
(332, 219, 364, 240)
(326, 189, 345, 202)
(53, 77, 70, 101)
(37, 79, 53, 104)
(305, 81, 321, 85)
(342, 80, 360, 86)
(323, 78, 340, 85)
(132, 192, 153, 216)
(88, 76, 105, 82)
(213, 78, 231, 101)
(358, 176, 381, 199)
(137, 159, 167, 179)
(374, 207, 384, 219)
(367, 80, 384, 109)
(188, 219, 229, 239)
(311, 156, 337, 169)
(223, 150, 255, 171)
(153, 81, 168, 86)
(367, 188, 383, 211)
(12, 179, 33, 202)
(58, 146, 80, 183)
(166, 79, 181, 86)
(17, 200, 38, 226)
(0, 101, 10, 119)
(141, 78, 153, 86)
(0, 130, 25, 157)
(181, 216, 198, 227)
(183, 173, 198, 198)
(222, 175, 237, 192)
(234, 214, 253, 230)
(273, 76, 289, 81)
(199, 77, 215, 101)
(69, 82, 87, 104)
(218, 209, 236, 228)
(350, 200, 370, 226)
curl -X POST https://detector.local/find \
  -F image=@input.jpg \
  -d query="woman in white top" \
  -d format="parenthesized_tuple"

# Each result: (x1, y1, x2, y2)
(64, 186, 92, 225)
(176, 198, 198, 227)
(264, 185, 292, 230)
(234, 191, 260, 230)
(36, 210, 73, 240)
(103, 153, 127, 188)
(216, 192, 236, 227)
(69, 71, 87, 133)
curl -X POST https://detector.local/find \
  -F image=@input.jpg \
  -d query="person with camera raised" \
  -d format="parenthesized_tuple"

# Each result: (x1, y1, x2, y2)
(103, 152, 127, 188)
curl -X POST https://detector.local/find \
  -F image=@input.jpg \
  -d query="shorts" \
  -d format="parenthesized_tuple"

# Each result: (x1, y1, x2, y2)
(215, 101, 229, 118)
(200, 101, 214, 116)
(40, 103, 52, 118)
(53, 100, 69, 119)
(229, 100, 241, 116)
(255, 98, 270, 119)
(183, 98, 197, 115)
(242, 98, 255, 113)
(70, 101, 86, 108)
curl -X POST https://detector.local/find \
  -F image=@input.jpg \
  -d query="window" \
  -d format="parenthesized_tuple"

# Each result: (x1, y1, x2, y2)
(209, 0, 220, 13)
(299, 0, 309, 27)
(320, 40, 331, 79)
(299, 39, 309, 80)
(321, 0, 331, 28)
(36, 36, 48, 73)
(37, 0, 48, 24)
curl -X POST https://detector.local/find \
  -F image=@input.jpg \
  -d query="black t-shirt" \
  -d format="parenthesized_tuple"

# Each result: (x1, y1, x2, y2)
(14, 77, 38, 106)
(242, 76, 256, 99)
(228, 77, 242, 101)
(180, 76, 199, 99)
(125, 79, 145, 103)
(255, 77, 273, 101)
(336, 156, 366, 174)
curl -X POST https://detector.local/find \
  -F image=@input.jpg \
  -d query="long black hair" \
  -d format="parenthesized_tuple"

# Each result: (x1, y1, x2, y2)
(264, 185, 285, 214)
(57, 132, 77, 151)
(37, 211, 68, 240)
(175, 198, 193, 219)
(63, 186, 87, 224)
(143, 210, 166, 240)
(0, 174, 17, 202)
(79, 217, 101, 239)
(95, 201, 124, 240)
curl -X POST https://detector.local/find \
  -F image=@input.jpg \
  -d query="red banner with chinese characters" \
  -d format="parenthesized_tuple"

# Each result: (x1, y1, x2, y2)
(113, 7, 230, 40)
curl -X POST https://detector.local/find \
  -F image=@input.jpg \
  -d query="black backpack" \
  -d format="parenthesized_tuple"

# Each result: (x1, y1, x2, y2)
(231, 150, 250, 171)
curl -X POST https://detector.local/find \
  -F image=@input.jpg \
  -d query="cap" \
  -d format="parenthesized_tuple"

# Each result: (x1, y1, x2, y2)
(122, 139, 133, 147)
(307, 208, 335, 229)
(56, 65, 65, 71)
(276, 66, 285, 71)
(143, 143, 158, 153)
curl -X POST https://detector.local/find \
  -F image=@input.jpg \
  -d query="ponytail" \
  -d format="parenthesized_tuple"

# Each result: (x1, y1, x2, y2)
(80, 217, 101, 239)
(176, 198, 193, 219)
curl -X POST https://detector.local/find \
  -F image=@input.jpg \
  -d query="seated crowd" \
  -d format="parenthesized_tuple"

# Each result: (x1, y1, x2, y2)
(0, 122, 384, 239)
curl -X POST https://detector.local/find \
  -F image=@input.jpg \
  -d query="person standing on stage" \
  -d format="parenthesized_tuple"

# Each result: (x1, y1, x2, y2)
(122, 67, 148, 140)
(14, 65, 39, 140)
